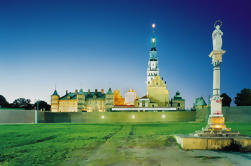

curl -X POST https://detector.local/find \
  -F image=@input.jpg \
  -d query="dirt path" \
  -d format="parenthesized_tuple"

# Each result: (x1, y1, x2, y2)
(62, 125, 250, 166)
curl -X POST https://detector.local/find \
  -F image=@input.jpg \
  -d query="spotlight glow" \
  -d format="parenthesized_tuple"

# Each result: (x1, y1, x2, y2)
(161, 114, 166, 119)
(131, 114, 135, 119)
(152, 23, 156, 28)
(101, 115, 105, 119)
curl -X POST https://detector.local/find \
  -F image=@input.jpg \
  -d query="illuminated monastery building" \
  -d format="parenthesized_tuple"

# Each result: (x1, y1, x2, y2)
(51, 24, 185, 112)
(51, 88, 114, 112)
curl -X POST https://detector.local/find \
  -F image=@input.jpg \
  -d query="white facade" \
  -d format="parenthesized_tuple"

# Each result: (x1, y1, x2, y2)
(147, 60, 159, 85)
(124, 90, 137, 105)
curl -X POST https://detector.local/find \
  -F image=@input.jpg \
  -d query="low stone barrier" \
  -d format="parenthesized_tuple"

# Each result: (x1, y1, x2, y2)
(39, 111, 196, 123)
(195, 106, 251, 123)
(174, 135, 251, 151)
(0, 109, 36, 123)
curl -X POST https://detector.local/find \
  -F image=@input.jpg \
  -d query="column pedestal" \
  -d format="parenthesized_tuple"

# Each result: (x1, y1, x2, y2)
(207, 116, 227, 131)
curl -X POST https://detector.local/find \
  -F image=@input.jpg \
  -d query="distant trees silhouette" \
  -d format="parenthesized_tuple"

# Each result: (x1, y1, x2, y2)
(0, 95, 50, 110)
(220, 93, 232, 107)
(0, 95, 9, 107)
(234, 88, 251, 106)
(12, 98, 33, 109)
(34, 101, 51, 111)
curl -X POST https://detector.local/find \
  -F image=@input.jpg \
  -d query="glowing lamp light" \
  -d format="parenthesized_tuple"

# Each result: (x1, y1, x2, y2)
(131, 115, 135, 119)
(101, 115, 105, 119)
(161, 114, 166, 119)
(152, 38, 155, 43)
(152, 23, 156, 28)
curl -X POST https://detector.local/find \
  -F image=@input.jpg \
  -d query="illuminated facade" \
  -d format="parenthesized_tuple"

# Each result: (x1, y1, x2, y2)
(114, 89, 138, 106)
(51, 88, 114, 112)
(144, 24, 170, 108)
(124, 89, 138, 105)
(147, 76, 169, 107)
(114, 90, 125, 106)
(171, 91, 185, 110)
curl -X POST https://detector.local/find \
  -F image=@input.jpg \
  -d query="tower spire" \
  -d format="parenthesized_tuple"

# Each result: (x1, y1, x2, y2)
(151, 23, 156, 50)
(150, 23, 157, 60)
(147, 23, 159, 85)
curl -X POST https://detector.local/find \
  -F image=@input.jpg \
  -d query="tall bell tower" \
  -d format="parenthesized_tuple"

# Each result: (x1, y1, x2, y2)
(147, 23, 159, 85)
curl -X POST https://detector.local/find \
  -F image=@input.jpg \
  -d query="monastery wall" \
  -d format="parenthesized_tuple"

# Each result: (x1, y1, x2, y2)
(1, 106, 251, 123)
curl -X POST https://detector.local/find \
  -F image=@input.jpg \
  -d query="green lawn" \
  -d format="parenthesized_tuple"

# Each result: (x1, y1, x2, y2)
(0, 122, 250, 166)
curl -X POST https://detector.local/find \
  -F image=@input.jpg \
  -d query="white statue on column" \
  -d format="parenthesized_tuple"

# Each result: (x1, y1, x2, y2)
(212, 20, 223, 51)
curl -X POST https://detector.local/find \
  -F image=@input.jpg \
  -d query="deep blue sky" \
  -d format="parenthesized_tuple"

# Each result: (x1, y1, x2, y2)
(0, 0, 250, 108)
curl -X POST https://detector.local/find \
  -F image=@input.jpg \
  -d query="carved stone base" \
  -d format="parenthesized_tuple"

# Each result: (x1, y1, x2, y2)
(195, 129, 240, 137)
(207, 116, 227, 131)
(194, 116, 239, 137)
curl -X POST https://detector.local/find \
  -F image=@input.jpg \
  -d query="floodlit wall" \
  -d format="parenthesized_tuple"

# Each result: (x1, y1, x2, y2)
(0, 109, 36, 123)
(196, 106, 251, 122)
(223, 106, 251, 122)
(1, 106, 251, 123)
(195, 107, 208, 122)
(39, 111, 196, 123)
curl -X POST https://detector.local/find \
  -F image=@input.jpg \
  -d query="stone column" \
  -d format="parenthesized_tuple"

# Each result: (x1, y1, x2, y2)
(208, 50, 226, 130)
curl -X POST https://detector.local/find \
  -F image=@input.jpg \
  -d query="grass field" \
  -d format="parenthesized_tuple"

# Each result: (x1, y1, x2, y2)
(0, 122, 251, 166)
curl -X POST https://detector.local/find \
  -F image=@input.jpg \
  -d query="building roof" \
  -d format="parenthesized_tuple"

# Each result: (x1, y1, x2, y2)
(78, 89, 85, 95)
(60, 92, 77, 100)
(140, 95, 149, 99)
(107, 88, 113, 94)
(52, 90, 59, 96)
(173, 91, 184, 100)
(85, 92, 106, 100)
(137, 95, 150, 101)
(194, 97, 207, 106)
(57, 89, 112, 100)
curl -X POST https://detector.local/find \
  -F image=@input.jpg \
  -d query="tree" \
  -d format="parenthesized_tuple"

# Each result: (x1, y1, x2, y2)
(11, 98, 32, 109)
(234, 88, 251, 106)
(220, 93, 232, 107)
(0, 95, 9, 107)
(34, 101, 51, 111)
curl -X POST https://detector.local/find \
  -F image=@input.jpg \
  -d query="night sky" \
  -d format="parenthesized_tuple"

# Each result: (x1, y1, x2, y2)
(0, 0, 250, 108)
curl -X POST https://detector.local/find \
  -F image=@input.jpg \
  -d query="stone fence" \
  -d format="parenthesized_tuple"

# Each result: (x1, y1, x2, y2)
(1, 106, 251, 123)
(195, 106, 251, 123)
(0, 109, 195, 123)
